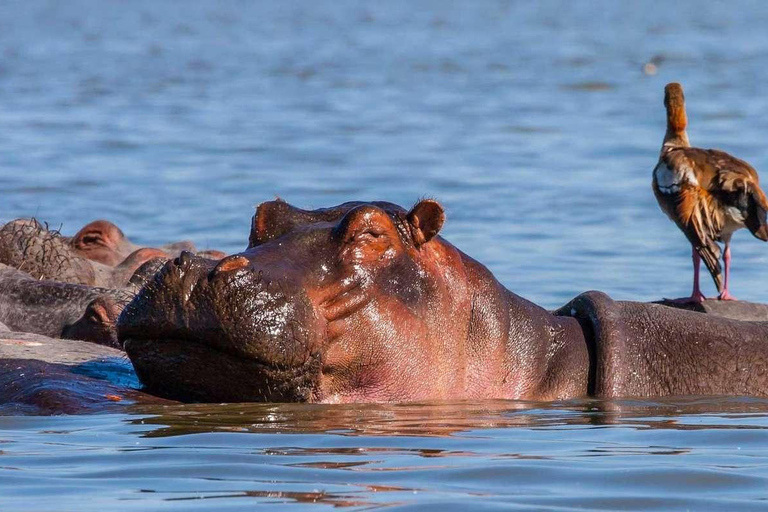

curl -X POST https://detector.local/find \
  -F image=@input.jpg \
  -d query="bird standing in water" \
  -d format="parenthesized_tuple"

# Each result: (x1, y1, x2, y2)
(652, 82, 768, 302)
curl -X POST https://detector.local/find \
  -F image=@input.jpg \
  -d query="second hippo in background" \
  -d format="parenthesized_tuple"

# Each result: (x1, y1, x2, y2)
(0, 218, 226, 288)
(69, 219, 226, 265)
(0, 263, 133, 348)
(68, 219, 224, 266)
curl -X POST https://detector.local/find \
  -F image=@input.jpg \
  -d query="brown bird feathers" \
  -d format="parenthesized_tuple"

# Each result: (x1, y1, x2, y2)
(653, 82, 768, 301)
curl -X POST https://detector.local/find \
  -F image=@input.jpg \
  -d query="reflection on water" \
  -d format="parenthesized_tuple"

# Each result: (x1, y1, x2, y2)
(2, 398, 768, 509)
(128, 397, 768, 438)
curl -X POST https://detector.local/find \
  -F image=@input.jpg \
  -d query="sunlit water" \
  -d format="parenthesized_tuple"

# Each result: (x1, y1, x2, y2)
(3, 399, 768, 510)
(3, 1, 768, 509)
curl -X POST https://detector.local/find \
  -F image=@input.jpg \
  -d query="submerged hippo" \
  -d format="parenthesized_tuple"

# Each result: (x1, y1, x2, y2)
(0, 264, 132, 347)
(0, 218, 226, 288)
(117, 199, 768, 404)
(0, 219, 167, 287)
(0, 330, 170, 415)
(70, 219, 226, 266)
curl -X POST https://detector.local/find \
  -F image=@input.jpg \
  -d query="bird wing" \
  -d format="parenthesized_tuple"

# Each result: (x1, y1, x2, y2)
(690, 148, 759, 192)
(687, 148, 768, 239)
(655, 149, 724, 292)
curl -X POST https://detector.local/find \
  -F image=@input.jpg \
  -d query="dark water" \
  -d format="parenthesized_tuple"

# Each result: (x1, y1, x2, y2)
(3, 1, 768, 509)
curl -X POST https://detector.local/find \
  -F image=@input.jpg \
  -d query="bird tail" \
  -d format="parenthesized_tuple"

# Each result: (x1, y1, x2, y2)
(695, 242, 723, 293)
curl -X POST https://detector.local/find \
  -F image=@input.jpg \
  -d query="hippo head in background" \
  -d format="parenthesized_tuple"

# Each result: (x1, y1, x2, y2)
(118, 199, 497, 403)
(70, 220, 141, 267)
(0, 219, 97, 284)
(70, 219, 204, 266)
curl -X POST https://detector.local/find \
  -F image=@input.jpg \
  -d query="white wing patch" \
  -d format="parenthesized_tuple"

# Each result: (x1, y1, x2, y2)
(721, 206, 746, 237)
(653, 161, 699, 194)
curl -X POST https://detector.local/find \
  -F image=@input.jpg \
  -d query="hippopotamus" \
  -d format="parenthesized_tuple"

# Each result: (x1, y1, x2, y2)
(0, 218, 226, 287)
(0, 263, 133, 347)
(0, 330, 171, 415)
(69, 219, 226, 266)
(0, 219, 164, 287)
(115, 199, 768, 404)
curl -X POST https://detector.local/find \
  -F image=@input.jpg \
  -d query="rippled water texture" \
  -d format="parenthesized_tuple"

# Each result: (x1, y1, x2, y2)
(4, 0, 768, 509)
(3, 399, 768, 510)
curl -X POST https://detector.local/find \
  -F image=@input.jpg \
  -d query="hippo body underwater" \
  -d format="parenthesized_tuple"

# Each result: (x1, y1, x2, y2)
(3, 199, 768, 413)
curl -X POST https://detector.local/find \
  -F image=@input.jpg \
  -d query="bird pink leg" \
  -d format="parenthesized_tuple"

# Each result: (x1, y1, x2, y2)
(690, 248, 707, 302)
(718, 243, 737, 301)
(668, 247, 707, 303)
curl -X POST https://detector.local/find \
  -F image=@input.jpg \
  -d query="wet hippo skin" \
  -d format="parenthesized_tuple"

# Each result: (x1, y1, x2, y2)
(5, 199, 768, 413)
(116, 199, 768, 404)
(0, 331, 172, 414)
(0, 263, 133, 346)
(5, 293, 766, 414)
(0, 218, 225, 288)
(558, 292, 768, 397)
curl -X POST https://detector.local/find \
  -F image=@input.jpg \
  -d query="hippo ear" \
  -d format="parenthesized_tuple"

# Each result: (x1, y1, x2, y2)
(407, 200, 445, 246)
(86, 297, 119, 325)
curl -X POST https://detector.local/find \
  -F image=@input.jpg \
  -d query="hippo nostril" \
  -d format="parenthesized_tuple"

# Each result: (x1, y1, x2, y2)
(212, 255, 250, 275)
(175, 250, 194, 269)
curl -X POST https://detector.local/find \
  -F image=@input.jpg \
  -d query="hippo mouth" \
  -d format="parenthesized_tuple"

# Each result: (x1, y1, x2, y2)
(123, 336, 321, 403)
(118, 253, 323, 403)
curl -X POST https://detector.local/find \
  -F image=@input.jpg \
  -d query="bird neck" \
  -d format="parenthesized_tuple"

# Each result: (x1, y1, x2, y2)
(662, 100, 690, 151)
(662, 127, 690, 151)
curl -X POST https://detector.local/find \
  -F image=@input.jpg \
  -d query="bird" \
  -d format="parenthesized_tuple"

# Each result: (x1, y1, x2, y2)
(652, 82, 768, 302)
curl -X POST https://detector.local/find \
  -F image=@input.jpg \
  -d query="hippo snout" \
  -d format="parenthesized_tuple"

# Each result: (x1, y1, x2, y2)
(118, 252, 320, 368)
(117, 251, 323, 402)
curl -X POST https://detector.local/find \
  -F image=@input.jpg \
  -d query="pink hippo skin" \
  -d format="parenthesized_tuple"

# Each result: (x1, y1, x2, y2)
(117, 200, 768, 404)
(5, 200, 768, 414)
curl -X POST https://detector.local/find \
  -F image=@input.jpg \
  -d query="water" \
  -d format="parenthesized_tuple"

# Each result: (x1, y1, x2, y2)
(3, 0, 768, 509)
(3, 399, 768, 510)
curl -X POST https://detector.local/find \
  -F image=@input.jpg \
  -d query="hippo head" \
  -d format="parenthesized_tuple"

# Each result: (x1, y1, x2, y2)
(70, 220, 139, 267)
(118, 199, 479, 403)
(0, 219, 97, 285)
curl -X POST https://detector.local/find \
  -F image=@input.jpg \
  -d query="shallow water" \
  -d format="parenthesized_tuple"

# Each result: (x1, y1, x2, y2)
(3, 0, 768, 509)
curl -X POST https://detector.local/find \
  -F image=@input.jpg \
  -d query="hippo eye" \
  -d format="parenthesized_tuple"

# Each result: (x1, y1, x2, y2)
(81, 234, 105, 246)
(356, 229, 383, 241)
